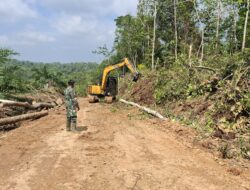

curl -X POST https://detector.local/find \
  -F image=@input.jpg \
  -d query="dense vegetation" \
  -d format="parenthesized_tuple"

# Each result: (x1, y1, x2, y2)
(0, 49, 98, 97)
(102, 0, 249, 118)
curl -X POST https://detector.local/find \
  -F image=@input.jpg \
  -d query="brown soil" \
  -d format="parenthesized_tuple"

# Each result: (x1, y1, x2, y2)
(168, 97, 212, 120)
(0, 98, 249, 190)
(130, 76, 156, 105)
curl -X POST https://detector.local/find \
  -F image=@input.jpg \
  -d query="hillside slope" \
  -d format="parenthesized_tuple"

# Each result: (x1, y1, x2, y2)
(118, 68, 250, 161)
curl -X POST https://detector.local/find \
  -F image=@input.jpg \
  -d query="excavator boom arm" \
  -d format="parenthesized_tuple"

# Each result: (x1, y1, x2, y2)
(101, 58, 139, 90)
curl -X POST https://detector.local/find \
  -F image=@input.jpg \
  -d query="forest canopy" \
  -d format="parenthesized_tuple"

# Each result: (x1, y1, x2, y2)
(0, 49, 98, 96)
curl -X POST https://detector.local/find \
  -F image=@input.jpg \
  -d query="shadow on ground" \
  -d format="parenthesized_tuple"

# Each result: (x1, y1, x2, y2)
(76, 126, 88, 132)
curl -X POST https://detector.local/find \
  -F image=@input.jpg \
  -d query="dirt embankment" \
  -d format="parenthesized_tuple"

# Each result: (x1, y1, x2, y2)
(119, 74, 156, 105)
(0, 98, 249, 190)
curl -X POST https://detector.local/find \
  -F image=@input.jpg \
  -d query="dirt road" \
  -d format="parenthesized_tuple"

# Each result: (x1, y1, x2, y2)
(0, 98, 249, 190)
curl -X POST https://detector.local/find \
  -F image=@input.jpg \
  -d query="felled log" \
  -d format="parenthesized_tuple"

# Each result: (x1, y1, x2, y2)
(120, 99, 166, 120)
(0, 111, 48, 126)
(30, 103, 54, 109)
(6, 95, 34, 103)
(0, 100, 54, 110)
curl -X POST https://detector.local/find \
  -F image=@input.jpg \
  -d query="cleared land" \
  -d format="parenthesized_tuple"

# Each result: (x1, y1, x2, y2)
(0, 98, 249, 190)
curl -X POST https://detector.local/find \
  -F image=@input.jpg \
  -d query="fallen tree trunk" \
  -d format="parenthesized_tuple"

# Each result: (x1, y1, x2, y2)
(6, 95, 34, 103)
(0, 99, 15, 103)
(0, 100, 54, 110)
(0, 101, 31, 109)
(120, 99, 166, 120)
(29, 103, 54, 109)
(0, 111, 48, 126)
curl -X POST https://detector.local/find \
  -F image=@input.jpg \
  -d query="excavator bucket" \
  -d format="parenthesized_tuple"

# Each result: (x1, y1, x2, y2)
(132, 73, 141, 82)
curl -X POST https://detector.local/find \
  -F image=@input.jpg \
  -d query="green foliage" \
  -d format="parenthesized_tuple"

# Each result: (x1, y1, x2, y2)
(238, 137, 250, 160)
(154, 63, 190, 103)
(0, 58, 98, 96)
(0, 49, 18, 64)
(219, 143, 231, 159)
(207, 54, 250, 124)
(114, 14, 147, 66)
(112, 0, 250, 70)
(151, 52, 249, 139)
(1, 65, 29, 93)
(92, 44, 113, 58)
(0, 49, 19, 93)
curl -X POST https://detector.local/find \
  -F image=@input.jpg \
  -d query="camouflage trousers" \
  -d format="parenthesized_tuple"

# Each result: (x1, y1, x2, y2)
(66, 116, 77, 131)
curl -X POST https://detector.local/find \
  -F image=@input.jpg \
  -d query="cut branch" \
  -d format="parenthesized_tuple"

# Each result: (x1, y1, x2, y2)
(193, 66, 217, 73)
(0, 111, 48, 126)
(120, 99, 166, 120)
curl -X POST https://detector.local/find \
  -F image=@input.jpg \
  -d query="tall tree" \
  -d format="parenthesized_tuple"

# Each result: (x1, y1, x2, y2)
(114, 15, 146, 66)
(112, 0, 248, 70)
(152, 2, 157, 70)
(215, 0, 222, 51)
(0, 49, 17, 90)
(242, 0, 249, 52)
(233, 1, 238, 52)
(174, 0, 178, 60)
(0, 49, 17, 64)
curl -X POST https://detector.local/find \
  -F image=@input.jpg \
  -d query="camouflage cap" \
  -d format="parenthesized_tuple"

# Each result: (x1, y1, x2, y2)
(68, 80, 75, 86)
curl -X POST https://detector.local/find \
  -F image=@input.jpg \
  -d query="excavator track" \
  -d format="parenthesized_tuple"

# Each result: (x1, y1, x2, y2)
(88, 95, 99, 103)
(105, 96, 113, 104)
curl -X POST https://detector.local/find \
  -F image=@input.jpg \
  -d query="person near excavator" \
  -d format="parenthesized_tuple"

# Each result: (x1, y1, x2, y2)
(64, 80, 80, 132)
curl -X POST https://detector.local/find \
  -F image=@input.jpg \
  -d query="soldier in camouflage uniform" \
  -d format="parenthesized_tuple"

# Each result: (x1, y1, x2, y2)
(64, 80, 80, 132)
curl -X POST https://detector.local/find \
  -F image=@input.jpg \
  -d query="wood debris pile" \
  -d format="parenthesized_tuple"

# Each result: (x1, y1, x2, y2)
(0, 88, 64, 130)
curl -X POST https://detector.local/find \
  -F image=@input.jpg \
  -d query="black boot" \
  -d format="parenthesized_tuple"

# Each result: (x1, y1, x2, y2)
(71, 117, 78, 132)
(66, 117, 71, 131)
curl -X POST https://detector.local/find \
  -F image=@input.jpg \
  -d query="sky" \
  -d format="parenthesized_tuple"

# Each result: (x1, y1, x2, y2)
(0, 0, 138, 63)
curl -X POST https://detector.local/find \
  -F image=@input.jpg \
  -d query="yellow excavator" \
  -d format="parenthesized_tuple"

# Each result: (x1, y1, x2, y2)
(88, 58, 140, 103)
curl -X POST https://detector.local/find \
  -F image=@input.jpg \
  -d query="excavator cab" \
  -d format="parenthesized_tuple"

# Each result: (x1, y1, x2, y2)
(105, 77, 118, 97)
